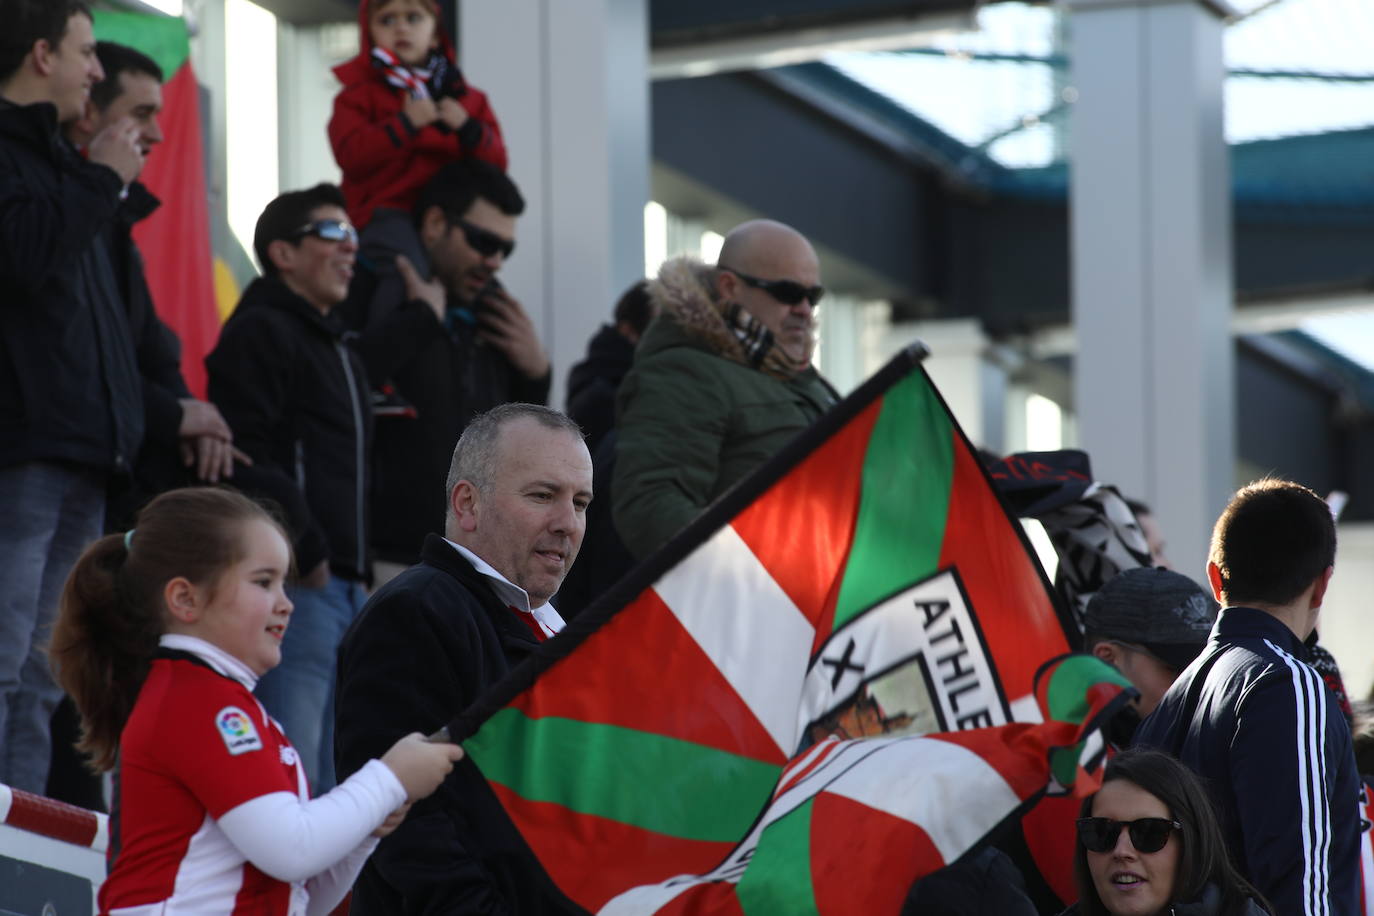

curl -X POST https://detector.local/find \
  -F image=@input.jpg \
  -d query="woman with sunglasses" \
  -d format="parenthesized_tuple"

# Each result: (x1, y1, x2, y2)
(1062, 748, 1271, 916)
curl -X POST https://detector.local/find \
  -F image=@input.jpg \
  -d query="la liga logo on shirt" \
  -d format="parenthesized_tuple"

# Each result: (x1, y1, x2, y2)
(215, 706, 263, 756)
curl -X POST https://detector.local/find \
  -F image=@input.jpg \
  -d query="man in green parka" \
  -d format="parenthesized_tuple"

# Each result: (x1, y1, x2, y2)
(612, 220, 838, 559)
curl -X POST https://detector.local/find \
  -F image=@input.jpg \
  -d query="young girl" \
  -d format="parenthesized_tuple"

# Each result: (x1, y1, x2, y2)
(50, 487, 463, 915)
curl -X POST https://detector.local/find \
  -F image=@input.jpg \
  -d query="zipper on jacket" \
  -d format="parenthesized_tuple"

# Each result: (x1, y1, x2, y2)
(294, 440, 306, 491)
(336, 341, 367, 576)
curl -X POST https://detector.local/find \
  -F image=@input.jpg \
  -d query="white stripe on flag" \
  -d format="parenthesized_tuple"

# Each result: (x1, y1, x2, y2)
(822, 735, 1022, 864)
(653, 524, 816, 757)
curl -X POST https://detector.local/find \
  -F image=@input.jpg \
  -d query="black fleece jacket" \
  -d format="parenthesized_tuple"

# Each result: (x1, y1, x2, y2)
(0, 98, 143, 473)
(207, 277, 372, 579)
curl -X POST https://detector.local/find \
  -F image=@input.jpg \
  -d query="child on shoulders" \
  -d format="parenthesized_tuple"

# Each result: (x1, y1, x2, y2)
(329, 0, 507, 229)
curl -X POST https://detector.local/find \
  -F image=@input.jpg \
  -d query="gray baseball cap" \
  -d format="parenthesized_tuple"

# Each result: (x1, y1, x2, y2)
(1084, 567, 1218, 670)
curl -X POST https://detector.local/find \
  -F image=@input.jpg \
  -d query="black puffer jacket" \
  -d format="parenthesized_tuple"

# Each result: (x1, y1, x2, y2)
(0, 99, 143, 472)
(207, 277, 372, 579)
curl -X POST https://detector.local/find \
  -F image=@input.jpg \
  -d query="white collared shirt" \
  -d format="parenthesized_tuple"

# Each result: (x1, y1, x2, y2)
(159, 633, 260, 691)
(444, 538, 566, 638)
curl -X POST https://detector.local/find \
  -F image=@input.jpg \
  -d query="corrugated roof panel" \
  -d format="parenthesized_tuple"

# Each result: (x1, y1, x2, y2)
(822, 0, 1374, 165)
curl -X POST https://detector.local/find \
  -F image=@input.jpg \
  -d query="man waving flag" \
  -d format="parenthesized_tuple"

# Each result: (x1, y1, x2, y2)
(449, 344, 1123, 913)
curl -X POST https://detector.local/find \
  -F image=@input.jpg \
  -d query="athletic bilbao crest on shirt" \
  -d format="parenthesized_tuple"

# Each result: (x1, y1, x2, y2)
(216, 706, 263, 755)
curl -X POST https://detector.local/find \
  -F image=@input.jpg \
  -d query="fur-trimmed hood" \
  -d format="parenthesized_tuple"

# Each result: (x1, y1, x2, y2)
(643, 256, 808, 381)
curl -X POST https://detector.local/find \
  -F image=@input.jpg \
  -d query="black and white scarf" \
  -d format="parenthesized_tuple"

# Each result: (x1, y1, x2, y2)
(371, 46, 462, 101)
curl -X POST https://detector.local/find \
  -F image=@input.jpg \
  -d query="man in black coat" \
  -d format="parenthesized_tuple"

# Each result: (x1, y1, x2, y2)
(336, 403, 591, 915)
(47, 38, 246, 810)
(207, 183, 372, 792)
(343, 160, 551, 581)
(0, 0, 147, 794)
(63, 41, 244, 518)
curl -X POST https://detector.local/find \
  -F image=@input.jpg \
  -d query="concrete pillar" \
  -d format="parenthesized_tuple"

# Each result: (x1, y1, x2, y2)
(1066, 0, 1236, 582)
(277, 23, 344, 192)
(457, 0, 650, 408)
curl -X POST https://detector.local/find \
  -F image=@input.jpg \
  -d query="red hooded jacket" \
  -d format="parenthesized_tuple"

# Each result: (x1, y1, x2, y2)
(329, 1, 507, 228)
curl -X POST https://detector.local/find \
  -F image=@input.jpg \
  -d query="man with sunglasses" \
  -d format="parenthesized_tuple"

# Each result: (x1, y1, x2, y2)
(344, 159, 549, 582)
(613, 219, 838, 559)
(207, 184, 372, 793)
(1134, 480, 1360, 915)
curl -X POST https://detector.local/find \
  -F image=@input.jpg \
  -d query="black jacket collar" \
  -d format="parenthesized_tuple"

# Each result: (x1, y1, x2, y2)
(1213, 606, 1308, 659)
(419, 533, 541, 651)
(238, 275, 347, 339)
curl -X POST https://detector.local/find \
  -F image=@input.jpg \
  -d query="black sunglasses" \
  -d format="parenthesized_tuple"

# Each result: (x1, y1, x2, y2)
(291, 218, 358, 245)
(1076, 817, 1181, 854)
(720, 266, 824, 306)
(455, 219, 516, 260)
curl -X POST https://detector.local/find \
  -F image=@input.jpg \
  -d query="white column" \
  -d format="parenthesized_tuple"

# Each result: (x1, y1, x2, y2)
(1067, 0, 1236, 581)
(277, 23, 345, 191)
(458, 0, 650, 408)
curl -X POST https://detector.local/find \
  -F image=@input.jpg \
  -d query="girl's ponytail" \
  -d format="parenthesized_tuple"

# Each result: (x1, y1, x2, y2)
(50, 532, 161, 772)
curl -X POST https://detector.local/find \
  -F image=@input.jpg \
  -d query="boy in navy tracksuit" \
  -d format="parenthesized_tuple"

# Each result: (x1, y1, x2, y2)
(1136, 479, 1360, 915)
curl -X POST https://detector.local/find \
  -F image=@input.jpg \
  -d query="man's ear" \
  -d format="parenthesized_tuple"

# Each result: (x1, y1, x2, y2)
(1310, 565, 1335, 610)
(713, 268, 738, 302)
(266, 238, 296, 276)
(30, 40, 56, 78)
(163, 577, 202, 624)
(1091, 642, 1120, 667)
(419, 206, 447, 246)
(450, 480, 480, 533)
(1206, 561, 1225, 603)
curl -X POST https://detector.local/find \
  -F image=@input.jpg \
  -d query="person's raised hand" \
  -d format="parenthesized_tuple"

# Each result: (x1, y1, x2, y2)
(380, 732, 464, 801)
(87, 116, 145, 185)
(403, 97, 439, 129)
(437, 97, 469, 132)
(396, 254, 446, 322)
(477, 287, 550, 379)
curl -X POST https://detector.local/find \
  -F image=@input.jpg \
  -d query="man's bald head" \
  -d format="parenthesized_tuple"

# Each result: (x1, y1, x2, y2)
(717, 220, 817, 277)
(715, 220, 821, 364)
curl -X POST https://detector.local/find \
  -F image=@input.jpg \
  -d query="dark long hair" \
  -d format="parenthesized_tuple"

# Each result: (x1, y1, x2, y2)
(48, 488, 287, 772)
(1072, 749, 1271, 915)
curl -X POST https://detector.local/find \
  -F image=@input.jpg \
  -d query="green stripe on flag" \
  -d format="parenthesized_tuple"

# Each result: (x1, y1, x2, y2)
(466, 708, 783, 844)
(736, 799, 821, 916)
(92, 10, 190, 79)
(831, 372, 955, 631)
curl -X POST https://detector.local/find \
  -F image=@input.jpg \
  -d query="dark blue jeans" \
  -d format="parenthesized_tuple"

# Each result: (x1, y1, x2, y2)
(0, 462, 104, 793)
(254, 576, 367, 793)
